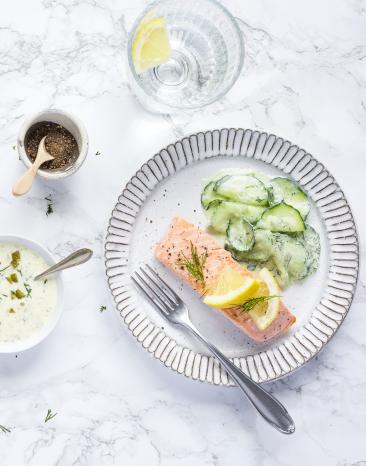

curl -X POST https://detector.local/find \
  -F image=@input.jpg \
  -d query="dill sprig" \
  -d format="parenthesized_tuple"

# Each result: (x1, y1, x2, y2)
(241, 295, 280, 313)
(45, 195, 53, 216)
(176, 241, 208, 287)
(24, 283, 32, 297)
(44, 409, 57, 423)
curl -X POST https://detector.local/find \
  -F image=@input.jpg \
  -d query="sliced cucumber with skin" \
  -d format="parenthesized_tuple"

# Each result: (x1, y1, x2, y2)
(203, 168, 272, 186)
(233, 230, 309, 287)
(267, 258, 290, 289)
(214, 175, 269, 206)
(206, 200, 265, 233)
(256, 203, 305, 233)
(201, 170, 320, 287)
(271, 234, 308, 281)
(226, 218, 254, 253)
(230, 229, 274, 262)
(201, 181, 223, 209)
(269, 177, 310, 219)
(206, 200, 234, 234)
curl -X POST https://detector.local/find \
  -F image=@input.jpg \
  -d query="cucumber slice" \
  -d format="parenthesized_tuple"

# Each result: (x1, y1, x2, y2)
(206, 200, 265, 233)
(201, 181, 223, 209)
(228, 227, 311, 287)
(232, 229, 274, 262)
(206, 200, 234, 234)
(272, 235, 308, 281)
(266, 258, 290, 290)
(204, 168, 271, 185)
(270, 177, 310, 219)
(226, 218, 254, 253)
(256, 203, 305, 233)
(214, 175, 268, 206)
(255, 233, 308, 287)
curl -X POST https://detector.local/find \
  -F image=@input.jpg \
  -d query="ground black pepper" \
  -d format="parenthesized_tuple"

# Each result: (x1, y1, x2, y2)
(25, 121, 79, 170)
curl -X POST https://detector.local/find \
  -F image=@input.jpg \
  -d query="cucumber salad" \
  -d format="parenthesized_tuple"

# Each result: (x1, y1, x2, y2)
(201, 169, 320, 288)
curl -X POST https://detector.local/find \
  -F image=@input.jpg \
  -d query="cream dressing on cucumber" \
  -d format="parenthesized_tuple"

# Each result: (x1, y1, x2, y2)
(201, 169, 320, 288)
(0, 243, 57, 343)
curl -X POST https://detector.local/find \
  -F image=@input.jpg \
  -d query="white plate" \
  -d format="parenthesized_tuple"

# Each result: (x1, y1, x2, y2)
(105, 129, 359, 385)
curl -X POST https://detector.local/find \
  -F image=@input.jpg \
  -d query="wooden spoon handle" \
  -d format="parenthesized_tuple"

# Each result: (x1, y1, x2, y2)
(12, 165, 38, 196)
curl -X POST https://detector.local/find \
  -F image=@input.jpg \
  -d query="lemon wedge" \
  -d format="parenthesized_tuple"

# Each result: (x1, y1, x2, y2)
(203, 267, 260, 309)
(248, 268, 281, 331)
(132, 17, 171, 73)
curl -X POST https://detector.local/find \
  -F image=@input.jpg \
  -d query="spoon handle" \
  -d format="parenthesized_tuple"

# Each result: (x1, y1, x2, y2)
(13, 136, 52, 197)
(12, 165, 38, 196)
(35, 248, 93, 281)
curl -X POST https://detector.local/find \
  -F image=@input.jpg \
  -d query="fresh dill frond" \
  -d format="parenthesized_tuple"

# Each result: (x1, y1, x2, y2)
(176, 241, 208, 287)
(241, 295, 280, 313)
(44, 409, 57, 423)
(45, 195, 53, 216)
(0, 425, 11, 433)
(0, 265, 10, 273)
(24, 283, 32, 297)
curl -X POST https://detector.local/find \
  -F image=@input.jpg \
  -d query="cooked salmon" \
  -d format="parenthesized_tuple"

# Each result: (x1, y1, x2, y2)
(155, 217, 295, 342)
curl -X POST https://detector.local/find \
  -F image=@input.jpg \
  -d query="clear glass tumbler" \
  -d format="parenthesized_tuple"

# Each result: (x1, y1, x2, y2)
(127, 0, 244, 113)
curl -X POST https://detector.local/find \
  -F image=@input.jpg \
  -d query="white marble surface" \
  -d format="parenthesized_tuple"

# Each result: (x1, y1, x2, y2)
(0, 0, 365, 464)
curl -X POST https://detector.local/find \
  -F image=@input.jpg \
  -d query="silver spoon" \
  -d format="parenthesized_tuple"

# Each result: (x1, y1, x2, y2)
(35, 248, 93, 281)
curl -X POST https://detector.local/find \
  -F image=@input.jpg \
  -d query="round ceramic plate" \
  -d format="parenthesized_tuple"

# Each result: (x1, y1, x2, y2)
(104, 129, 359, 385)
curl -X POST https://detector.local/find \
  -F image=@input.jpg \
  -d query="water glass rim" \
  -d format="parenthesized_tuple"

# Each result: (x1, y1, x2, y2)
(127, 0, 245, 111)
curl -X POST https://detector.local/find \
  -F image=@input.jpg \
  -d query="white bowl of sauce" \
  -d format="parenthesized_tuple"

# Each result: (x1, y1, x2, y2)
(0, 236, 63, 353)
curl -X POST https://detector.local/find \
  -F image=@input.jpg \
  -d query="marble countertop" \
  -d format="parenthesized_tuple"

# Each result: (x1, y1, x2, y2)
(0, 0, 365, 464)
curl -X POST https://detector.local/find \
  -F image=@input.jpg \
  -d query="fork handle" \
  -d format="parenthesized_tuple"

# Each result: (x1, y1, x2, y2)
(181, 322, 295, 434)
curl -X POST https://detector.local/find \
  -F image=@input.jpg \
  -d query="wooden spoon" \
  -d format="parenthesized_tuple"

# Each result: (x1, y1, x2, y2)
(13, 136, 54, 196)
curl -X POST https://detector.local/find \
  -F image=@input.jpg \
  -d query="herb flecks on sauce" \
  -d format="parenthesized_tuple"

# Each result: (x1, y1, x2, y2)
(99, 305, 107, 313)
(0, 244, 58, 344)
(176, 241, 208, 287)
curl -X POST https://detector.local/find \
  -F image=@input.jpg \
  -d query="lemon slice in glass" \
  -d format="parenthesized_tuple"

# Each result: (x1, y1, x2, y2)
(203, 267, 260, 309)
(247, 268, 281, 331)
(132, 17, 171, 73)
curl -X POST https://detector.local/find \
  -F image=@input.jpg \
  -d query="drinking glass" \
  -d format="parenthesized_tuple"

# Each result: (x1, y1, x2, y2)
(127, 0, 244, 113)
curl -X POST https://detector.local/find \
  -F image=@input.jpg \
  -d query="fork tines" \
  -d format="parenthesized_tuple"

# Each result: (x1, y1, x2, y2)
(131, 264, 179, 316)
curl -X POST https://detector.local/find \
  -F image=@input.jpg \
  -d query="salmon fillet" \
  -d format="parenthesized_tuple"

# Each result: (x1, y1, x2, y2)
(155, 217, 296, 342)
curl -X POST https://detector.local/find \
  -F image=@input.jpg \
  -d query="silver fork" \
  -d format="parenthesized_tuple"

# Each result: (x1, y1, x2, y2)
(132, 264, 295, 435)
